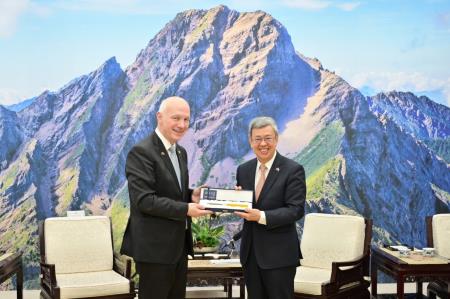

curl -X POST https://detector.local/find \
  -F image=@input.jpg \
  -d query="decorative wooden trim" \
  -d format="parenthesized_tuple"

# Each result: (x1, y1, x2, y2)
(426, 216, 433, 247)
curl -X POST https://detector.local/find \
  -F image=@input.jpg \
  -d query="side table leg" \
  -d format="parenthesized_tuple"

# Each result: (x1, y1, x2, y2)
(397, 275, 405, 299)
(371, 258, 377, 296)
(416, 280, 423, 298)
(240, 277, 245, 299)
(17, 264, 23, 299)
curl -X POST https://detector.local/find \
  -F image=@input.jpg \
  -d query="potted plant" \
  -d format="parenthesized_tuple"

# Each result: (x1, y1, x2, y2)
(191, 215, 225, 253)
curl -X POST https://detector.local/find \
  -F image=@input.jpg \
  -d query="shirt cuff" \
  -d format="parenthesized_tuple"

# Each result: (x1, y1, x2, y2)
(258, 211, 267, 225)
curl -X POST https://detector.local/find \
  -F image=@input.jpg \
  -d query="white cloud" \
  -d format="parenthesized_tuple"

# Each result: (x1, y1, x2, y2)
(52, 0, 199, 15)
(55, 0, 140, 13)
(0, 88, 35, 106)
(282, 0, 332, 10)
(282, 0, 361, 11)
(441, 78, 450, 106)
(436, 11, 450, 33)
(347, 71, 450, 106)
(336, 1, 361, 11)
(0, 0, 30, 37)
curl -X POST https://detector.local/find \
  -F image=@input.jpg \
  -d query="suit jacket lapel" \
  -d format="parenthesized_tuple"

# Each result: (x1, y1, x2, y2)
(152, 133, 182, 194)
(258, 153, 282, 202)
(248, 159, 258, 189)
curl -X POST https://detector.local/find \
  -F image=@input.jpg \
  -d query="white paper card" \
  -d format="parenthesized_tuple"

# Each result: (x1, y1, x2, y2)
(209, 259, 241, 264)
(66, 210, 86, 217)
(390, 245, 410, 251)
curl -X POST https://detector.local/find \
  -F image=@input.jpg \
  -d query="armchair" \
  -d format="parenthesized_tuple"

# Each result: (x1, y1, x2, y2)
(294, 213, 372, 299)
(39, 216, 135, 299)
(426, 214, 450, 299)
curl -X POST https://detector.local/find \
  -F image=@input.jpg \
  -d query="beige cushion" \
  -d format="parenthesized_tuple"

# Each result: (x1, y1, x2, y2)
(294, 266, 331, 295)
(45, 216, 113, 274)
(300, 213, 365, 270)
(57, 270, 130, 298)
(432, 214, 450, 259)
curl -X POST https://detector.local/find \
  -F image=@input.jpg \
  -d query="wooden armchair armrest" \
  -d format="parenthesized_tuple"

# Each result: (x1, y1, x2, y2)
(40, 262, 57, 296)
(113, 252, 133, 279)
(329, 253, 369, 287)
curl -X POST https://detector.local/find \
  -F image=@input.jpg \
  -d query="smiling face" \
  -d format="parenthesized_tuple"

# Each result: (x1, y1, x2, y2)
(156, 97, 190, 144)
(249, 125, 278, 164)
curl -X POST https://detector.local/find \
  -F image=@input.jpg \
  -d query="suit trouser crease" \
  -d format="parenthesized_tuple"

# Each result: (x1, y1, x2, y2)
(136, 242, 188, 299)
(243, 244, 296, 299)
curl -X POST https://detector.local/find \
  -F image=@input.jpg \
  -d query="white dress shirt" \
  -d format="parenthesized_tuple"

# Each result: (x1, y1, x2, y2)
(155, 128, 174, 151)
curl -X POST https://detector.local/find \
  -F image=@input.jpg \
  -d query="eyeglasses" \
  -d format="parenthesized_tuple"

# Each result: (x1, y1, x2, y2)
(252, 136, 275, 144)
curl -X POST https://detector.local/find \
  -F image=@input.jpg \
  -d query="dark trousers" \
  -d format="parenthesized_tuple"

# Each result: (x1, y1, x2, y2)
(243, 246, 296, 299)
(136, 249, 188, 299)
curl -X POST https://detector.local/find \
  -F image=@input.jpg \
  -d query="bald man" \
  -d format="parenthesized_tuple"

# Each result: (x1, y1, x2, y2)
(121, 96, 211, 299)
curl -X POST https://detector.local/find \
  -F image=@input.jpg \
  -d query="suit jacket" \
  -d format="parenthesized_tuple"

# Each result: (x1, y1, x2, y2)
(120, 132, 193, 264)
(236, 152, 306, 269)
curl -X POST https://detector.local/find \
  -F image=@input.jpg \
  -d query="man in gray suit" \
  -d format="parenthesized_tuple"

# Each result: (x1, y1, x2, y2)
(121, 96, 211, 299)
(235, 116, 306, 299)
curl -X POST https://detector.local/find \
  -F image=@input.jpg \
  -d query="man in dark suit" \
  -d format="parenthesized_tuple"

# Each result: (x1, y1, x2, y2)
(121, 96, 211, 299)
(235, 116, 306, 299)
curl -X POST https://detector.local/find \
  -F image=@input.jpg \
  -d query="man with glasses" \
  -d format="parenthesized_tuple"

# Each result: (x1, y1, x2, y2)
(234, 116, 306, 299)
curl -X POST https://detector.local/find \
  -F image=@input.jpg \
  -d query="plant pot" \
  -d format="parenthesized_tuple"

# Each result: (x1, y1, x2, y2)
(193, 246, 219, 254)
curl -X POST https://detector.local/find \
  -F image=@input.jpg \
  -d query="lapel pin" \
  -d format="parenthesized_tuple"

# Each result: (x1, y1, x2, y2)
(161, 152, 165, 156)
(276, 167, 280, 172)
(177, 150, 181, 154)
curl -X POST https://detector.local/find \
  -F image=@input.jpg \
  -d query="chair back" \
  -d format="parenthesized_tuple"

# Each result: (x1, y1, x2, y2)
(300, 213, 366, 270)
(430, 214, 450, 259)
(43, 216, 113, 274)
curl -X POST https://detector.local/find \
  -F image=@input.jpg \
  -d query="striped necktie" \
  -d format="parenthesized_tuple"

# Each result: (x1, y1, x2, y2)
(255, 164, 267, 201)
(168, 145, 181, 188)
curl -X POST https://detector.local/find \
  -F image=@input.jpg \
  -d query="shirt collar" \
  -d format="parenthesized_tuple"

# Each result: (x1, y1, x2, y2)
(155, 128, 174, 151)
(257, 151, 277, 172)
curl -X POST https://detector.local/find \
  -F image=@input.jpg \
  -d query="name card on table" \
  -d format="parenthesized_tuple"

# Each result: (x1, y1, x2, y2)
(200, 187, 253, 212)
(66, 210, 86, 217)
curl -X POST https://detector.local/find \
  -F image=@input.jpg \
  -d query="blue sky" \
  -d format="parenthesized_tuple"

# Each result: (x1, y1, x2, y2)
(1, 0, 449, 106)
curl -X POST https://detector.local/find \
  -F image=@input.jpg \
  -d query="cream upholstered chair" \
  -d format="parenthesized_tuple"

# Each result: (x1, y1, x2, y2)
(426, 214, 450, 299)
(294, 213, 372, 299)
(39, 216, 135, 299)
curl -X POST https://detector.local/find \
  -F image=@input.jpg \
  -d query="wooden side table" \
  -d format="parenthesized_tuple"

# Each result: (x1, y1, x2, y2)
(371, 246, 450, 299)
(188, 259, 244, 299)
(0, 252, 23, 299)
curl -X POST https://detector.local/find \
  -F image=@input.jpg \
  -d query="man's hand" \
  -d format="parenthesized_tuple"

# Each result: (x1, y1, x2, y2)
(234, 208, 261, 222)
(191, 185, 207, 203)
(187, 203, 212, 217)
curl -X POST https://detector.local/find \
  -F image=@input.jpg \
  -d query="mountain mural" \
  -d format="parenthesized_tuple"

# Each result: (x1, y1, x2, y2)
(0, 5, 449, 288)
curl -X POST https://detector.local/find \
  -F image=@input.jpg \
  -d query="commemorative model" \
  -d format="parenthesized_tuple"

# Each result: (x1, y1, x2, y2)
(199, 187, 253, 212)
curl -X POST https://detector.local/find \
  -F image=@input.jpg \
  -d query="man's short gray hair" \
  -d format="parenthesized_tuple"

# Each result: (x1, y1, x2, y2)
(158, 96, 188, 113)
(248, 117, 279, 137)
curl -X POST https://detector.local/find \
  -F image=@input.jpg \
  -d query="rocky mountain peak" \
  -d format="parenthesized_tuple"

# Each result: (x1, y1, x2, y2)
(0, 105, 23, 172)
(369, 91, 450, 140)
(0, 104, 14, 116)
